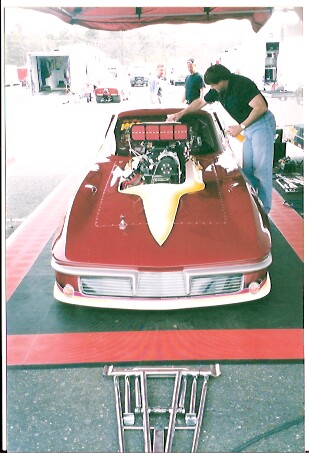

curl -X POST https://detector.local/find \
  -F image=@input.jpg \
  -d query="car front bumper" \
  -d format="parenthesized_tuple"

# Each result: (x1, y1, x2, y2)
(52, 270, 271, 310)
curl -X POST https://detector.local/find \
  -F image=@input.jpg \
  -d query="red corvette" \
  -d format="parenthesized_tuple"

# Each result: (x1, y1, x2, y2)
(51, 108, 272, 309)
(94, 74, 130, 103)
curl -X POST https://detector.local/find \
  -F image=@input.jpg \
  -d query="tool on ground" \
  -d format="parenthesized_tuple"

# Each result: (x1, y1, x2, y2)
(103, 364, 221, 452)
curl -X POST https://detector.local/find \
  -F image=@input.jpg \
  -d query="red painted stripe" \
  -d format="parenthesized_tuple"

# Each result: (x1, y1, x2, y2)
(5, 170, 84, 301)
(7, 329, 303, 366)
(269, 189, 304, 261)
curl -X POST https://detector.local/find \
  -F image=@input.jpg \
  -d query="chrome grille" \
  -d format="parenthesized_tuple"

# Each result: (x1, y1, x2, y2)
(137, 272, 186, 298)
(80, 271, 243, 298)
(190, 274, 243, 296)
(81, 276, 133, 297)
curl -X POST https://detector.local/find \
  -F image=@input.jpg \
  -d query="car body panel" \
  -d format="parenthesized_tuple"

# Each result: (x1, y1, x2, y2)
(51, 108, 272, 309)
(54, 156, 269, 268)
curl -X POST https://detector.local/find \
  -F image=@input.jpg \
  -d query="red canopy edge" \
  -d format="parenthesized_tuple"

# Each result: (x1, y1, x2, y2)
(28, 6, 273, 33)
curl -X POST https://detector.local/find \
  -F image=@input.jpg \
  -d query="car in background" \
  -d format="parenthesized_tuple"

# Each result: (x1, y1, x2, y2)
(94, 74, 131, 103)
(170, 68, 187, 86)
(17, 66, 28, 87)
(51, 107, 272, 310)
(173, 74, 187, 86)
(129, 66, 150, 87)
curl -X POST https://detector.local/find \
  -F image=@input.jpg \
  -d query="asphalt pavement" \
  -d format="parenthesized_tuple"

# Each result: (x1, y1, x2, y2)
(7, 363, 304, 452)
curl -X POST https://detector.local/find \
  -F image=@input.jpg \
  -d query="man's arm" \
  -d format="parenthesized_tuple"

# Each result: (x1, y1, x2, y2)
(226, 94, 268, 137)
(166, 97, 207, 122)
(246, 94, 268, 124)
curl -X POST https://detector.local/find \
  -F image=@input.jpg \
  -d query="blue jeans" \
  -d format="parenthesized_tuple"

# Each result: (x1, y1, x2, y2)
(242, 110, 276, 214)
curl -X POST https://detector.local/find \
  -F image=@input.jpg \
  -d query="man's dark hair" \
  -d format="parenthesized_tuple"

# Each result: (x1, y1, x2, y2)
(204, 64, 232, 85)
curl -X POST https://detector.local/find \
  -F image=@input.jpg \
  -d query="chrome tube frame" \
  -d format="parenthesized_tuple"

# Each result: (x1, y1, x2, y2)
(103, 364, 221, 452)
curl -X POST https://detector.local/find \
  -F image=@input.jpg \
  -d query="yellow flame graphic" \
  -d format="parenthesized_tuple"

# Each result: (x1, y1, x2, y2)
(119, 159, 205, 245)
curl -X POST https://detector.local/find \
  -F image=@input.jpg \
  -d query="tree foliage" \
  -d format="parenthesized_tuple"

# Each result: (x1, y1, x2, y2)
(4, 19, 245, 73)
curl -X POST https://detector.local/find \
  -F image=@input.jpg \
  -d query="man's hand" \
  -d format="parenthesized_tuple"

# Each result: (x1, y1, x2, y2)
(166, 98, 207, 122)
(226, 125, 243, 137)
(166, 112, 182, 122)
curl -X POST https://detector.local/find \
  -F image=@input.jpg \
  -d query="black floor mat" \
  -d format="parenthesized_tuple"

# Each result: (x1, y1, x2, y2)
(7, 221, 303, 335)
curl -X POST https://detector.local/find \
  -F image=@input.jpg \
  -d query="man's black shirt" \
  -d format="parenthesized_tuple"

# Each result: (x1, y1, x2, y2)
(204, 74, 268, 123)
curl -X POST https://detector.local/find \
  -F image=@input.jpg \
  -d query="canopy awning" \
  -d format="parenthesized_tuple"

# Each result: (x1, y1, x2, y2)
(29, 6, 273, 33)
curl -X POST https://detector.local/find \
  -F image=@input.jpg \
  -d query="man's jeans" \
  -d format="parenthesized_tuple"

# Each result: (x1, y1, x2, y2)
(242, 110, 276, 214)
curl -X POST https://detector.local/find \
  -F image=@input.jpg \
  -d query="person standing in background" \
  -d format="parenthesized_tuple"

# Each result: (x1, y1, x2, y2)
(149, 63, 166, 104)
(182, 58, 205, 104)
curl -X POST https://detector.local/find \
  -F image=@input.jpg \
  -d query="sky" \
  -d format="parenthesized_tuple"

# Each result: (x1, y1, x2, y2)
(4, 7, 83, 33)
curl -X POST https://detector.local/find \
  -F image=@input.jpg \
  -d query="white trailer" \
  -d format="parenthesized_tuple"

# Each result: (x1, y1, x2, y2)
(27, 44, 107, 97)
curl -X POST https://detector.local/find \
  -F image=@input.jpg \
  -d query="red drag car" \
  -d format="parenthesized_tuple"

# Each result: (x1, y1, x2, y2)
(94, 74, 130, 103)
(51, 108, 272, 309)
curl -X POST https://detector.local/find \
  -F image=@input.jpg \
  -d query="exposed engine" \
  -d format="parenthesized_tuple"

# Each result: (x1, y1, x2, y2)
(121, 141, 188, 189)
(119, 122, 191, 189)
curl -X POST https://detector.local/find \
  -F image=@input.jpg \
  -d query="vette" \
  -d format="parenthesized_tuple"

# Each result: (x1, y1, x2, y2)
(51, 107, 272, 309)
(94, 74, 130, 103)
